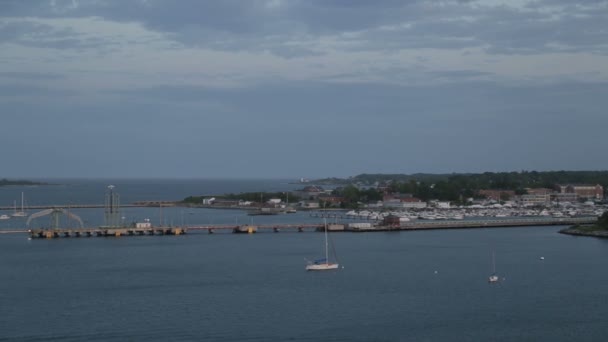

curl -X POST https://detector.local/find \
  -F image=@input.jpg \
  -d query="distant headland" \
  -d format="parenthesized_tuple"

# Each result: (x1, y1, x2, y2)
(0, 178, 48, 187)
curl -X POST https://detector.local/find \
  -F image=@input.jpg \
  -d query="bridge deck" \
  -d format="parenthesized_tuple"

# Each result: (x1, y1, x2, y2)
(3, 217, 595, 238)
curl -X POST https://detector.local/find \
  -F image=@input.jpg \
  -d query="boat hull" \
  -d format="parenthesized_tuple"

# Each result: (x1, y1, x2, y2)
(306, 263, 339, 271)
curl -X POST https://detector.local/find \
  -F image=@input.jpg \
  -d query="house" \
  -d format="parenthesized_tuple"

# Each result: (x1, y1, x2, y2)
(317, 195, 344, 206)
(294, 185, 325, 199)
(382, 214, 401, 227)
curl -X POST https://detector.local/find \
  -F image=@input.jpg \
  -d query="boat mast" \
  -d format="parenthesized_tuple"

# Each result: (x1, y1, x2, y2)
(324, 219, 329, 263)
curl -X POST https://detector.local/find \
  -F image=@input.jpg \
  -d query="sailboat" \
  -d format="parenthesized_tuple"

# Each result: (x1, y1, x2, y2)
(306, 219, 339, 271)
(11, 193, 27, 217)
(488, 252, 499, 283)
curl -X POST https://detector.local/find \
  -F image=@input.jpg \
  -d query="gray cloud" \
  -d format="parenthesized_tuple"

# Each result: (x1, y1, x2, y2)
(1, 1, 606, 56)
(1, 1, 607, 177)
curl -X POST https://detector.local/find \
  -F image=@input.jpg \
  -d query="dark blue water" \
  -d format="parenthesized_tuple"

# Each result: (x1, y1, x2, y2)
(1, 180, 608, 341)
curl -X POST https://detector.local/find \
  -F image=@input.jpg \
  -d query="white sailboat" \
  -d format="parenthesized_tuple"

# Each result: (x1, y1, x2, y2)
(11, 192, 27, 217)
(488, 252, 499, 283)
(306, 219, 339, 271)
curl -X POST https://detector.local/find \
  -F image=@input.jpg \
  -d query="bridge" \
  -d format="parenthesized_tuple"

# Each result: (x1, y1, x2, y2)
(8, 216, 596, 239)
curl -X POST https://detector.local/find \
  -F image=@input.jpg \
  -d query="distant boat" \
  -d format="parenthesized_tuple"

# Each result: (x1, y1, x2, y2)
(306, 219, 339, 271)
(0, 214, 10, 220)
(488, 252, 499, 283)
(11, 193, 27, 217)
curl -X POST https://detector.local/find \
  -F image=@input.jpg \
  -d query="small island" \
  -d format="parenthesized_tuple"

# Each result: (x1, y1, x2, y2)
(560, 212, 608, 238)
(0, 178, 48, 187)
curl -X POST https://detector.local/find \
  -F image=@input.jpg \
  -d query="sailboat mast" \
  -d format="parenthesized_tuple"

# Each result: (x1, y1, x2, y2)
(324, 219, 329, 262)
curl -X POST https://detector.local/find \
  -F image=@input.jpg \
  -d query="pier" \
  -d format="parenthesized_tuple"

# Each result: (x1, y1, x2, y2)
(10, 216, 596, 238)
(28, 226, 187, 238)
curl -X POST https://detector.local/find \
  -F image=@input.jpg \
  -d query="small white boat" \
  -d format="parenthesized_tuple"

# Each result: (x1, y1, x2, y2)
(488, 252, 499, 283)
(306, 262, 340, 271)
(306, 219, 339, 271)
(0, 214, 10, 220)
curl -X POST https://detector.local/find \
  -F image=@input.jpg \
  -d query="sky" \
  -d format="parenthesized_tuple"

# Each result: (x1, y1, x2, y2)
(1, 0, 607, 179)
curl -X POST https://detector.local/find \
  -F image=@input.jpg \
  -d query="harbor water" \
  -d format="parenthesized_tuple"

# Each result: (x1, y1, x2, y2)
(1, 180, 607, 341)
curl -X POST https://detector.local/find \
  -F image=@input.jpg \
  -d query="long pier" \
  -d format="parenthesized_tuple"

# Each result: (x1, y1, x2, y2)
(8, 216, 597, 239)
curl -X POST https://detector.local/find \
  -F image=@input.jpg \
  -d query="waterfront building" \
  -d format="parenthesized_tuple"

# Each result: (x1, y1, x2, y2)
(556, 184, 604, 200)
(526, 188, 552, 195)
(479, 189, 516, 201)
(552, 192, 578, 204)
(521, 194, 551, 206)
(403, 198, 427, 208)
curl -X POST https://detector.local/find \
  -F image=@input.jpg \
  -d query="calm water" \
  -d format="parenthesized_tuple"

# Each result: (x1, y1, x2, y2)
(1, 180, 608, 341)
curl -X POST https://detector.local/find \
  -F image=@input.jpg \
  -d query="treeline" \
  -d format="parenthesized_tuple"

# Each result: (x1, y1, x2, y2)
(324, 171, 608, 205)
(318, 171, 608, 188)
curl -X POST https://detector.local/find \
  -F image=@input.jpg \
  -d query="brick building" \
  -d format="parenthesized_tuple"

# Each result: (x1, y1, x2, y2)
(556, 184, 604, 200)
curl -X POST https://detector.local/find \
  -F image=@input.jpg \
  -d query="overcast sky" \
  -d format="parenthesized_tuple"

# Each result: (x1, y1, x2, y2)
(1, 0, 607, 179)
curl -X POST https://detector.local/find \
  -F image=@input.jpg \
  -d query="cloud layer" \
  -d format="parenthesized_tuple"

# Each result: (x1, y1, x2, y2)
(1, 0, 607, 177)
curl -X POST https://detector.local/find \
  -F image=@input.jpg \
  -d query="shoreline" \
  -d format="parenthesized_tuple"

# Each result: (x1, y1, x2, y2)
(559, 226, 608, 238)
